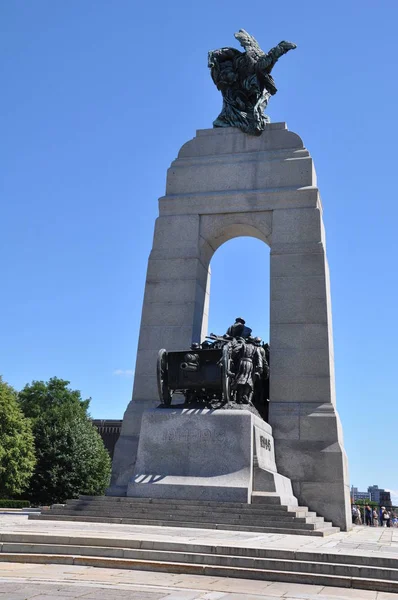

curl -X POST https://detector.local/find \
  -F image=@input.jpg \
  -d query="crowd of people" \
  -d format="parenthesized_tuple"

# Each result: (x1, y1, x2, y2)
(352, 504, 398, 527)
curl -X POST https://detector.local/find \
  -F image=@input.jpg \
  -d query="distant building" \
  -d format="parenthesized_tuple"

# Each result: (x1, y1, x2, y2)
(351, 486, 370, 501)
(380, 490, 392, 508)
(368, 485, 382, 504)
(350, 485, 393, 506)
(92, 419, 122, 459)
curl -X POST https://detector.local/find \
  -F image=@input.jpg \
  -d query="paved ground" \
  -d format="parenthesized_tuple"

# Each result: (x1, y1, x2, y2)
(1, 516, 398, 599)
(0, 562, 397, 600)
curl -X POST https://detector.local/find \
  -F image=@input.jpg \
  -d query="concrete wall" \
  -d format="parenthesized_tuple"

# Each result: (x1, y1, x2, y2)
(109, 124, 351, 530)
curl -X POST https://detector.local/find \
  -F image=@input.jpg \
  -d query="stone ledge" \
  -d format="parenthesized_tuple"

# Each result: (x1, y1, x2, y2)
(159, 187, 321, 216)
(196, 123, 288, 135)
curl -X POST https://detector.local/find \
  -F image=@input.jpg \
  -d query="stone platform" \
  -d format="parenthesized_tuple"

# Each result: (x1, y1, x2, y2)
(31, 495, 339, 536)
(127, 408, 297, 506)
(2, 515, 398, 594)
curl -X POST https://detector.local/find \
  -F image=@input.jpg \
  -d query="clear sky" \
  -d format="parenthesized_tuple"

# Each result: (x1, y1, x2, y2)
(1, 1, 398, 500)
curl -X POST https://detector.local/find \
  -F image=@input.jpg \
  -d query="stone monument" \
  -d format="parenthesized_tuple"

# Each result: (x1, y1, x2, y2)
(128, 408, 298, 507)
(109, 30, 351, 531)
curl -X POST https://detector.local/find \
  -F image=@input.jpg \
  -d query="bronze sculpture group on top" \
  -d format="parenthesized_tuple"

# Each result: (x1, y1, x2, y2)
(157, 318, 270, 419)
(208, 29, 296, 136)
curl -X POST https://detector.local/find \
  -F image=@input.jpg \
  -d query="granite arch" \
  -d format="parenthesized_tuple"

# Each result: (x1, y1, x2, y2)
(110, 124, 351, 530)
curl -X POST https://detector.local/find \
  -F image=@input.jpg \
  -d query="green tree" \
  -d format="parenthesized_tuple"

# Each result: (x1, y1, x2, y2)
(0, 377, 36, 498)
(19, 377, 111, 505)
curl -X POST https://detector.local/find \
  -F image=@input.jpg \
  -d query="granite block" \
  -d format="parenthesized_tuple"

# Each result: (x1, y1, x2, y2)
(269, 348, 331, 379)
(159, 187, 320, 216)
(140, 301, 205, 328)
(296, 481, 352, 531)
(166, 156, 315, 195)
(270, 295, 328, 324)
(137, 326, 195, 351)
(142, 279, 206, 305)
(269, 375, 332, 403)
(270, 323, 329, 350)
(178, 124, 304, 157)
(128, 409, 255, 502)
(152, 215, 200, 250)
(146, 257, 209, 289)
(271, 275, 327, 300)
(271, 208, 323, 245)
(270, 251, 326, 277)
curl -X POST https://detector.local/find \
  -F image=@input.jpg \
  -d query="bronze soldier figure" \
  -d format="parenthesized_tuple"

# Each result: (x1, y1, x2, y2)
(231, 338, 263, 404)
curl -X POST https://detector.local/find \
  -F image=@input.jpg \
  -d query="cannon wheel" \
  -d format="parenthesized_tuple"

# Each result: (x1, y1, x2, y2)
(221, 344, 231, 402)
(157, 349, 172, 406)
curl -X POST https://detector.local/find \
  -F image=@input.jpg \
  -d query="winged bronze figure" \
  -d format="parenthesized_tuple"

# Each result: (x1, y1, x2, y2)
(208, 30, 296, 136)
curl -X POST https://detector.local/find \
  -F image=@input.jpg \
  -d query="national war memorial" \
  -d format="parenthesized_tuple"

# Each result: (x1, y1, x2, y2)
(107, 30, 351, 532)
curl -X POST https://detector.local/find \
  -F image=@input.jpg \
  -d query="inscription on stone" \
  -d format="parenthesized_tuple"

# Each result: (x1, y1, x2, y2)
(260, 435, 271, 451)
(162, 428, 226, 443)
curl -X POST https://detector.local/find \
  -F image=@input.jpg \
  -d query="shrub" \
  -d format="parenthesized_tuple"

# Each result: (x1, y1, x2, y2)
(0, 499, 30, 508)
(19, 377, 111, 505)
(0, 377, 36, 498)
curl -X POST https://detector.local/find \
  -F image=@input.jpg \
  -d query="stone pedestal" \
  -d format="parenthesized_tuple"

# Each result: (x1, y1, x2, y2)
(128, 408, 297, 505)
(110, 123, 351, 531)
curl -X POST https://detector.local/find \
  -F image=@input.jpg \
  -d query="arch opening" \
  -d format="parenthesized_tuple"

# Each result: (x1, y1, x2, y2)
(206, 236, 270, 344)
(199, 214, 272, 267)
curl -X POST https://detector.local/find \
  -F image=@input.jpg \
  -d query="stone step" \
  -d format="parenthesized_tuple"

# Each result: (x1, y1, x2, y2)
(47, 510, 331, 529)
(2, 532, 398, 571)
(54, 505, 325, 524)
(82, 494, 302, 509)
(0, 550, 398, 593)
(36, 495, 337, 537)
(251, 492, 297, 505)
(2, 541, 398, 582)
(29, 513, 338, 536)
(67, 497, 312, 516)
(69, 496, 314, 517)
(67, 499, 315, 518)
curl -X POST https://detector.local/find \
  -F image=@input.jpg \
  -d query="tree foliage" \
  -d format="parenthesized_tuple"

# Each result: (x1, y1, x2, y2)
(19, 377, 89, 420)
(19, 377, 111, 505)
(0, 377, 36, 498)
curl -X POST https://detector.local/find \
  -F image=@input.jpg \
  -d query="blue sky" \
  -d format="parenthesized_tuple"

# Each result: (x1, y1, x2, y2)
(1, 1, 398, 498)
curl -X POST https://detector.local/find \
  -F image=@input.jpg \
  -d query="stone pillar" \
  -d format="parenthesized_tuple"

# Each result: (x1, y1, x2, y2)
(269, 206, 351, 530)
(109, 217, 210, 495)
(109, 124, 351, 531)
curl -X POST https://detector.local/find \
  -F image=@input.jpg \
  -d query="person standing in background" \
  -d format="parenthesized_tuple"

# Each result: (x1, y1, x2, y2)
(381, 507, 388, 527)
(356, 506, 363, 525)
(386, 510, 391, 528)
(373, 508, 379, 526)
(365, 504, 372, 526)
(352, 505, 358, 524)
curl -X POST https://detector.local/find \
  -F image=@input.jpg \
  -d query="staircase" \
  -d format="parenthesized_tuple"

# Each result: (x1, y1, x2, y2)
(30, 494, 339, 537)
(2, 528, 398, 593)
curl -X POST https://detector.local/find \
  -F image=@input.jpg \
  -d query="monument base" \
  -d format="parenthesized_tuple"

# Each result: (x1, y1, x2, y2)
(127, 408, 297, 505)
